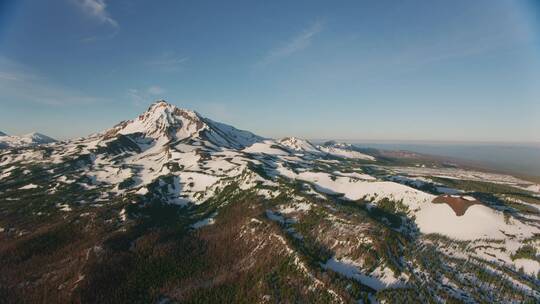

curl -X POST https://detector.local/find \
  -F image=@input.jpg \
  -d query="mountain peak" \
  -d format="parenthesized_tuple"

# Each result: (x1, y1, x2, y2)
(105, 101, 205, 141)
(104, 100, 263, 149)
(278, 136, 319, 153)
(151, 99, 169, 105)
(21, 132, 57, 143)
(144, 100, 200, 121)
(279, 136, 309, 146)
(146, 99, 183, 112)
(0, 131, 56, 149)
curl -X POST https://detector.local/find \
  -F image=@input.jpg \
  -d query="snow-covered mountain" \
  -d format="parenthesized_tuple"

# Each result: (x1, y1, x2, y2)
(0, 100, 539, 303)
(103, 101, 263, 149)
(277, 137, 378, 161)
(318, 140, 376, 160)
(0, 131, 56, 149)
(278, 136, 320, 154)
(23, 132, 57, 144)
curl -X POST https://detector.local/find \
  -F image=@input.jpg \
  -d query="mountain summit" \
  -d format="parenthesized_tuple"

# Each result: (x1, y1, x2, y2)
(278, 136, 320, 154)
(104, 100, 262, 149)
(21, 132, 56, 144)
(0, 131, 56, 149)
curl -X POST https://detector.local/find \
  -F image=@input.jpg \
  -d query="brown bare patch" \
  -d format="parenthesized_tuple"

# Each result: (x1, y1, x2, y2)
(432, 195, 479, 216)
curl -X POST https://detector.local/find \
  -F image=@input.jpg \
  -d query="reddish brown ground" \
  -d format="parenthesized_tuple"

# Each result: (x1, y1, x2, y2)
(432, 195, 479, 216)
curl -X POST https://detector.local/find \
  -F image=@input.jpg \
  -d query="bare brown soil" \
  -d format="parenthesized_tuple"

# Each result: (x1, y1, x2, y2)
(433, 195, 479, 216)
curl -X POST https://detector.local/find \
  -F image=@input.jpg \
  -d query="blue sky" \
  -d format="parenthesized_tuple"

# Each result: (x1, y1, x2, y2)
(0, 0, 539, 142)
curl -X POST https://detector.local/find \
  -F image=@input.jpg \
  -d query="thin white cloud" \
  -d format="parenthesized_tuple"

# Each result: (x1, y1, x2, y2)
(80, 30, 118, 43)
(0, 57, 103, 106)
(198, 102, 233, 121)
(147, 85, 165, 95)
(127, 89, 144, 107)
(128, 85, 166, 106)
(0, 71, 20, 81)
(73, 0, 118, 41)
(256, 21, 324, 67)
(146, 52, 189, 72)
(76, 0, 118, 28)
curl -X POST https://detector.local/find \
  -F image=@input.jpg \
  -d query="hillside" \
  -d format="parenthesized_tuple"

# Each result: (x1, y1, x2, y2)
(0, 101, 539, 303)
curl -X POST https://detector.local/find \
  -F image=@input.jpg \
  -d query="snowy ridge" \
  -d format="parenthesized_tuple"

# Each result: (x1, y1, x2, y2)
(278, 137, 320, 154)
(22, 132, 56, 143)
(0, 131, 56, 149)
(318, 141, 375, 161)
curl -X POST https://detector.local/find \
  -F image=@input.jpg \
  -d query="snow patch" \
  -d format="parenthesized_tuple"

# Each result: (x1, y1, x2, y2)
(191, 212, 217, 229)
(19, 183, 39, 190)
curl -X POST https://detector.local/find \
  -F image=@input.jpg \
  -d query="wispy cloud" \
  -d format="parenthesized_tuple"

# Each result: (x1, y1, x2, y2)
(379, 26, 530, 76)
(198, 102, 233, 121)
(256, 21, 324, 67)
(128, 85, 166, 106)
(147, 85, 165, 95)
(145, 52, 189, 72)
(0, 57, 103, 106)
(74, 0, 118, 41)
(0, 71, 23, 81)
(76, 0, 118, 27)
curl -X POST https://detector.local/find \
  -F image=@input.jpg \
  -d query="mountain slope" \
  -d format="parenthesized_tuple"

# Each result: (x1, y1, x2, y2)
(0, 131, 56, 149)
(22, 132, 57, 144)
(0, 100, 538, 303)
(318, 141, 376, 160)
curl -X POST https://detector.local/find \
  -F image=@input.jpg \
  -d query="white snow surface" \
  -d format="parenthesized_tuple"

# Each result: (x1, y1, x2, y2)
(243, 141, 289, 155)
(19, 183, 39, 190)
(191, 212, 217, 229)
(277, 167, 434, 210)
(278, 202, 313, 214)
(415, 203, 539, 240)
(323, 257, 407, 290)
(0, 132, 56, 149)
(278, 137, 320, 154)
(318, 145, 375, 161)
(513, 258, 540, 275)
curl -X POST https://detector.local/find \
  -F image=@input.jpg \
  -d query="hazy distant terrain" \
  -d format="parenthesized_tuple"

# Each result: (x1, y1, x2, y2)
(336, 142, 540, 178)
